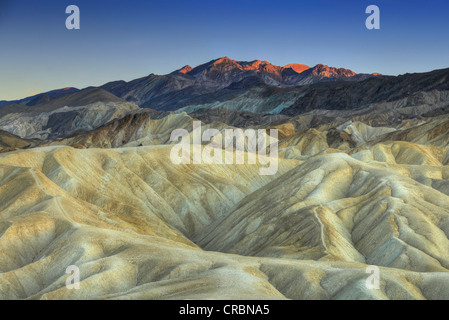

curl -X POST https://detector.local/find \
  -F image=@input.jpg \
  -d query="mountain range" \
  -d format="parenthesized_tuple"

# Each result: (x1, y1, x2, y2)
(100, 57, 377, 111)
(1, 57, 375, 110)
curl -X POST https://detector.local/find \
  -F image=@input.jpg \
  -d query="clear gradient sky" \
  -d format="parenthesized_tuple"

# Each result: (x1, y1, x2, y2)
(0, 0, 448, 100)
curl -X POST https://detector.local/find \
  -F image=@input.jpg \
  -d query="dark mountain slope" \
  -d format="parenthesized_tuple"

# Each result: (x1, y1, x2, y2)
(281, 67, 449, 116)
(0, 87, 79, 107)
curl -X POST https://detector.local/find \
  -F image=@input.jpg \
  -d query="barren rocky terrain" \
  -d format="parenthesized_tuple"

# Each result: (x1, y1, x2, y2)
(1, 58, 449, 300)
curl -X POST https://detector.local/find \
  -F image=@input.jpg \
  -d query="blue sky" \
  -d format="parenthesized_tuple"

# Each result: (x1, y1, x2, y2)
(0, 0, 448, 100)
